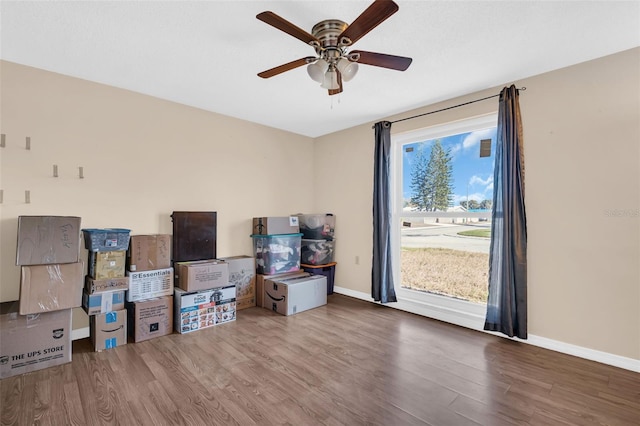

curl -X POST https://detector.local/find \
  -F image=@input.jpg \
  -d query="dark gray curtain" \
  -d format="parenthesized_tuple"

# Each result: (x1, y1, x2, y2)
(372, 121, 397, 303)
(484, 85, 527, 338)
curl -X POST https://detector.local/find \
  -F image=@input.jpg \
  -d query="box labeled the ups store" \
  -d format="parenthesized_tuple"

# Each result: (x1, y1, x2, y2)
(90, 309, 127, 351)
(126, 296, 173, 342)
(127, 234, 172, 272)
(0, 302, 72, 379)
(19, 261, 84, 315)
(16, 215, 81, 266)
(88, 250, 126, 279)
(85, 276, 129, 294)
(127, 267, 174, 302)
(264, 274, 327, 316)
(82, 290, 125, 315)
(219, 256, 255, 310)
(175, 259, 229, 292)
(174, 285, 236, 334)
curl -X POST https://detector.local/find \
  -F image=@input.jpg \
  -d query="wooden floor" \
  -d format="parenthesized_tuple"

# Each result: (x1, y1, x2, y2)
(1, 295, 638, 425)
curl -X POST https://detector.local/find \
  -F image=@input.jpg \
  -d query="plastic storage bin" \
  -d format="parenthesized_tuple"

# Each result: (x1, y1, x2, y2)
(251, 233, 302, 275)
(301, 238, 335, 265)
(297, 214, 335, 240)
(302, 262, 336, 295)
(82, 228, 131, 252)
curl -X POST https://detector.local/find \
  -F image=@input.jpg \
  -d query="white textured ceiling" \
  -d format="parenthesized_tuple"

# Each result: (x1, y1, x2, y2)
(1, 1, 639, 138)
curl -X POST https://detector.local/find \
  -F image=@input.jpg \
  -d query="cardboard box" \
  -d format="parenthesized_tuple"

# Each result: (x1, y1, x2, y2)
(88, 250, 126, 279)
(127, 267, 174, 302)
(16, 215, 81, 266)
(85, 276, 129, 294)
(90, 309, 127, 351)
(175, 259, 229, 292)
(256, 271, 309, 308)
(252, 216, 299, 235)
(219, 256, 255, 310)
(0, 302, 72, 379)
(174, 285, 236, 334)
(126, 296, 173, 342)
(264, 274, 327, 316)
(19, 262, 84, 315)
(127, 234, 172, 272)
(82, 290, 125, 315)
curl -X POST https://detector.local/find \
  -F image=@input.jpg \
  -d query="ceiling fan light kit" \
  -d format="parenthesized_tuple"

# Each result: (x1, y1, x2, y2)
(257, 0, 412, 96)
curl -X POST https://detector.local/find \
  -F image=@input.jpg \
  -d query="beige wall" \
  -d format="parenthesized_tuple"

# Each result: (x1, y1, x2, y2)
(2, 48, 639, 361)
(0, 61, 315, 303)
(316, 47, 640, 360)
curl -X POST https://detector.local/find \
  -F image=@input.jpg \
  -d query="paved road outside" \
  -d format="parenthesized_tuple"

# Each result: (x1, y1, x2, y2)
(401, 223, 491, 254)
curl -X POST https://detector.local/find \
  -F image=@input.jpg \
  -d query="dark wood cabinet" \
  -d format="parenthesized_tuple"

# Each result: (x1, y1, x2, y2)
(171, 211, 217, 262)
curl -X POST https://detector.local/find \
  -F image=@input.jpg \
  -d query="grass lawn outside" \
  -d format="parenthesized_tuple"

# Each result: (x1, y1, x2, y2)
(457, 229, 491, 238)
(400, 247, 489, 303)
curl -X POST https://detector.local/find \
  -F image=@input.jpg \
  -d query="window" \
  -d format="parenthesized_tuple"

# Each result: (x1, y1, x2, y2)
(390, 114, 497, 328)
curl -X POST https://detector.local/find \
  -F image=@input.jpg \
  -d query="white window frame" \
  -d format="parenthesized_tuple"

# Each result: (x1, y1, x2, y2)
(390, 113, 497, 331)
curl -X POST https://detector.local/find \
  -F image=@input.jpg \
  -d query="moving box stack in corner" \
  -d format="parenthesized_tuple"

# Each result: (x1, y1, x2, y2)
(1, 216, 83, 379)
(299, 214, 337, 296)
(252, 216, 328, 316)
(82, 228, 131, 351)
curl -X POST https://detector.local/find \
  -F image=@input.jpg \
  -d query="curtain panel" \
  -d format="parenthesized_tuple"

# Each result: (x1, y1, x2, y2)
(484, 85, 528, 338)
(372, 121, 397, 303)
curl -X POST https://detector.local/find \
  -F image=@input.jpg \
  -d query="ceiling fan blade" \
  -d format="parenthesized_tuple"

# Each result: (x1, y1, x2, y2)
(258, 57, 315, 78)
(339, 0, 399, 46)
(257, 11, 319, 45)
(328, 71, 343, 96)
(350, 50, 412, 71)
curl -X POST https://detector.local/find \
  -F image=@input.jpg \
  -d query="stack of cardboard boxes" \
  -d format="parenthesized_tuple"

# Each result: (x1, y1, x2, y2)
(252, 216, 327, 316)
(82, 228, 131, 351)
(125, 235, 174, 343)
(173, 259, 237, 334)
(1, 216, 83, 379)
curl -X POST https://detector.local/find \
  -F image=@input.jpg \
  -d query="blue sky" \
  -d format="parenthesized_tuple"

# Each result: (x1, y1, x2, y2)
(402, 127, 497, 206)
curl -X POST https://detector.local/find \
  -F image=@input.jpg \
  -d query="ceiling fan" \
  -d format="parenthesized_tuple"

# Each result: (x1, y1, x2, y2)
(256, 0, 412, 96)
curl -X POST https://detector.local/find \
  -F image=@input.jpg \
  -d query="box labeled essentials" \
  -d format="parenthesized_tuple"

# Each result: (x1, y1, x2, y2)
(90, 309, 127, 351)
(175, 260, 229, 292)
(174, 285, 236, 334)
(0, 302, 72, 379)
(82, 228, 131, 252)
(85, 276, 129, 294)
(252, 216, 299, 235)
(82, 290, 125, 315)
(219, 256, 255, 310)
(127, 234, 171, 272)
(89, 250, 126, 279)
(19, 261, 84, 315)
(297, 214, 335, 240)
(264, 274, 327, 316)
(127, 267, 174, 302)
(126, 296, 173, 343)
(251, 233, 302, 275)
(256, 271, 309, 308)
(16, 215, 81, 265)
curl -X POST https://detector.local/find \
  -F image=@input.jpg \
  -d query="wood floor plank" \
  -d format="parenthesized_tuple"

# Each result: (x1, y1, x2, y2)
(1, 294, 639, 426)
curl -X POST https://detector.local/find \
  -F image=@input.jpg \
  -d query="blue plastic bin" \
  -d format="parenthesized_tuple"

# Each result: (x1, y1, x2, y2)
(82, 228, 131, 252)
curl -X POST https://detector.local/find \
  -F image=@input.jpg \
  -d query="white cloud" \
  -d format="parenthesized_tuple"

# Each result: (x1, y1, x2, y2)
(469, 175, 492, 187)
(462, 128, 495, 152)
(453, 192, 485, 204)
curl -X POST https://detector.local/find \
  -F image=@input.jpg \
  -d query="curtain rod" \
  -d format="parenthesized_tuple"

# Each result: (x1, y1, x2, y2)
(373, 87, 526, 128)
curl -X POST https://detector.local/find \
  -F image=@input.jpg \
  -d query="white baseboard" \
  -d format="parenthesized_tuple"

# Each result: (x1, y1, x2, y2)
(332, 286, 640, 373)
